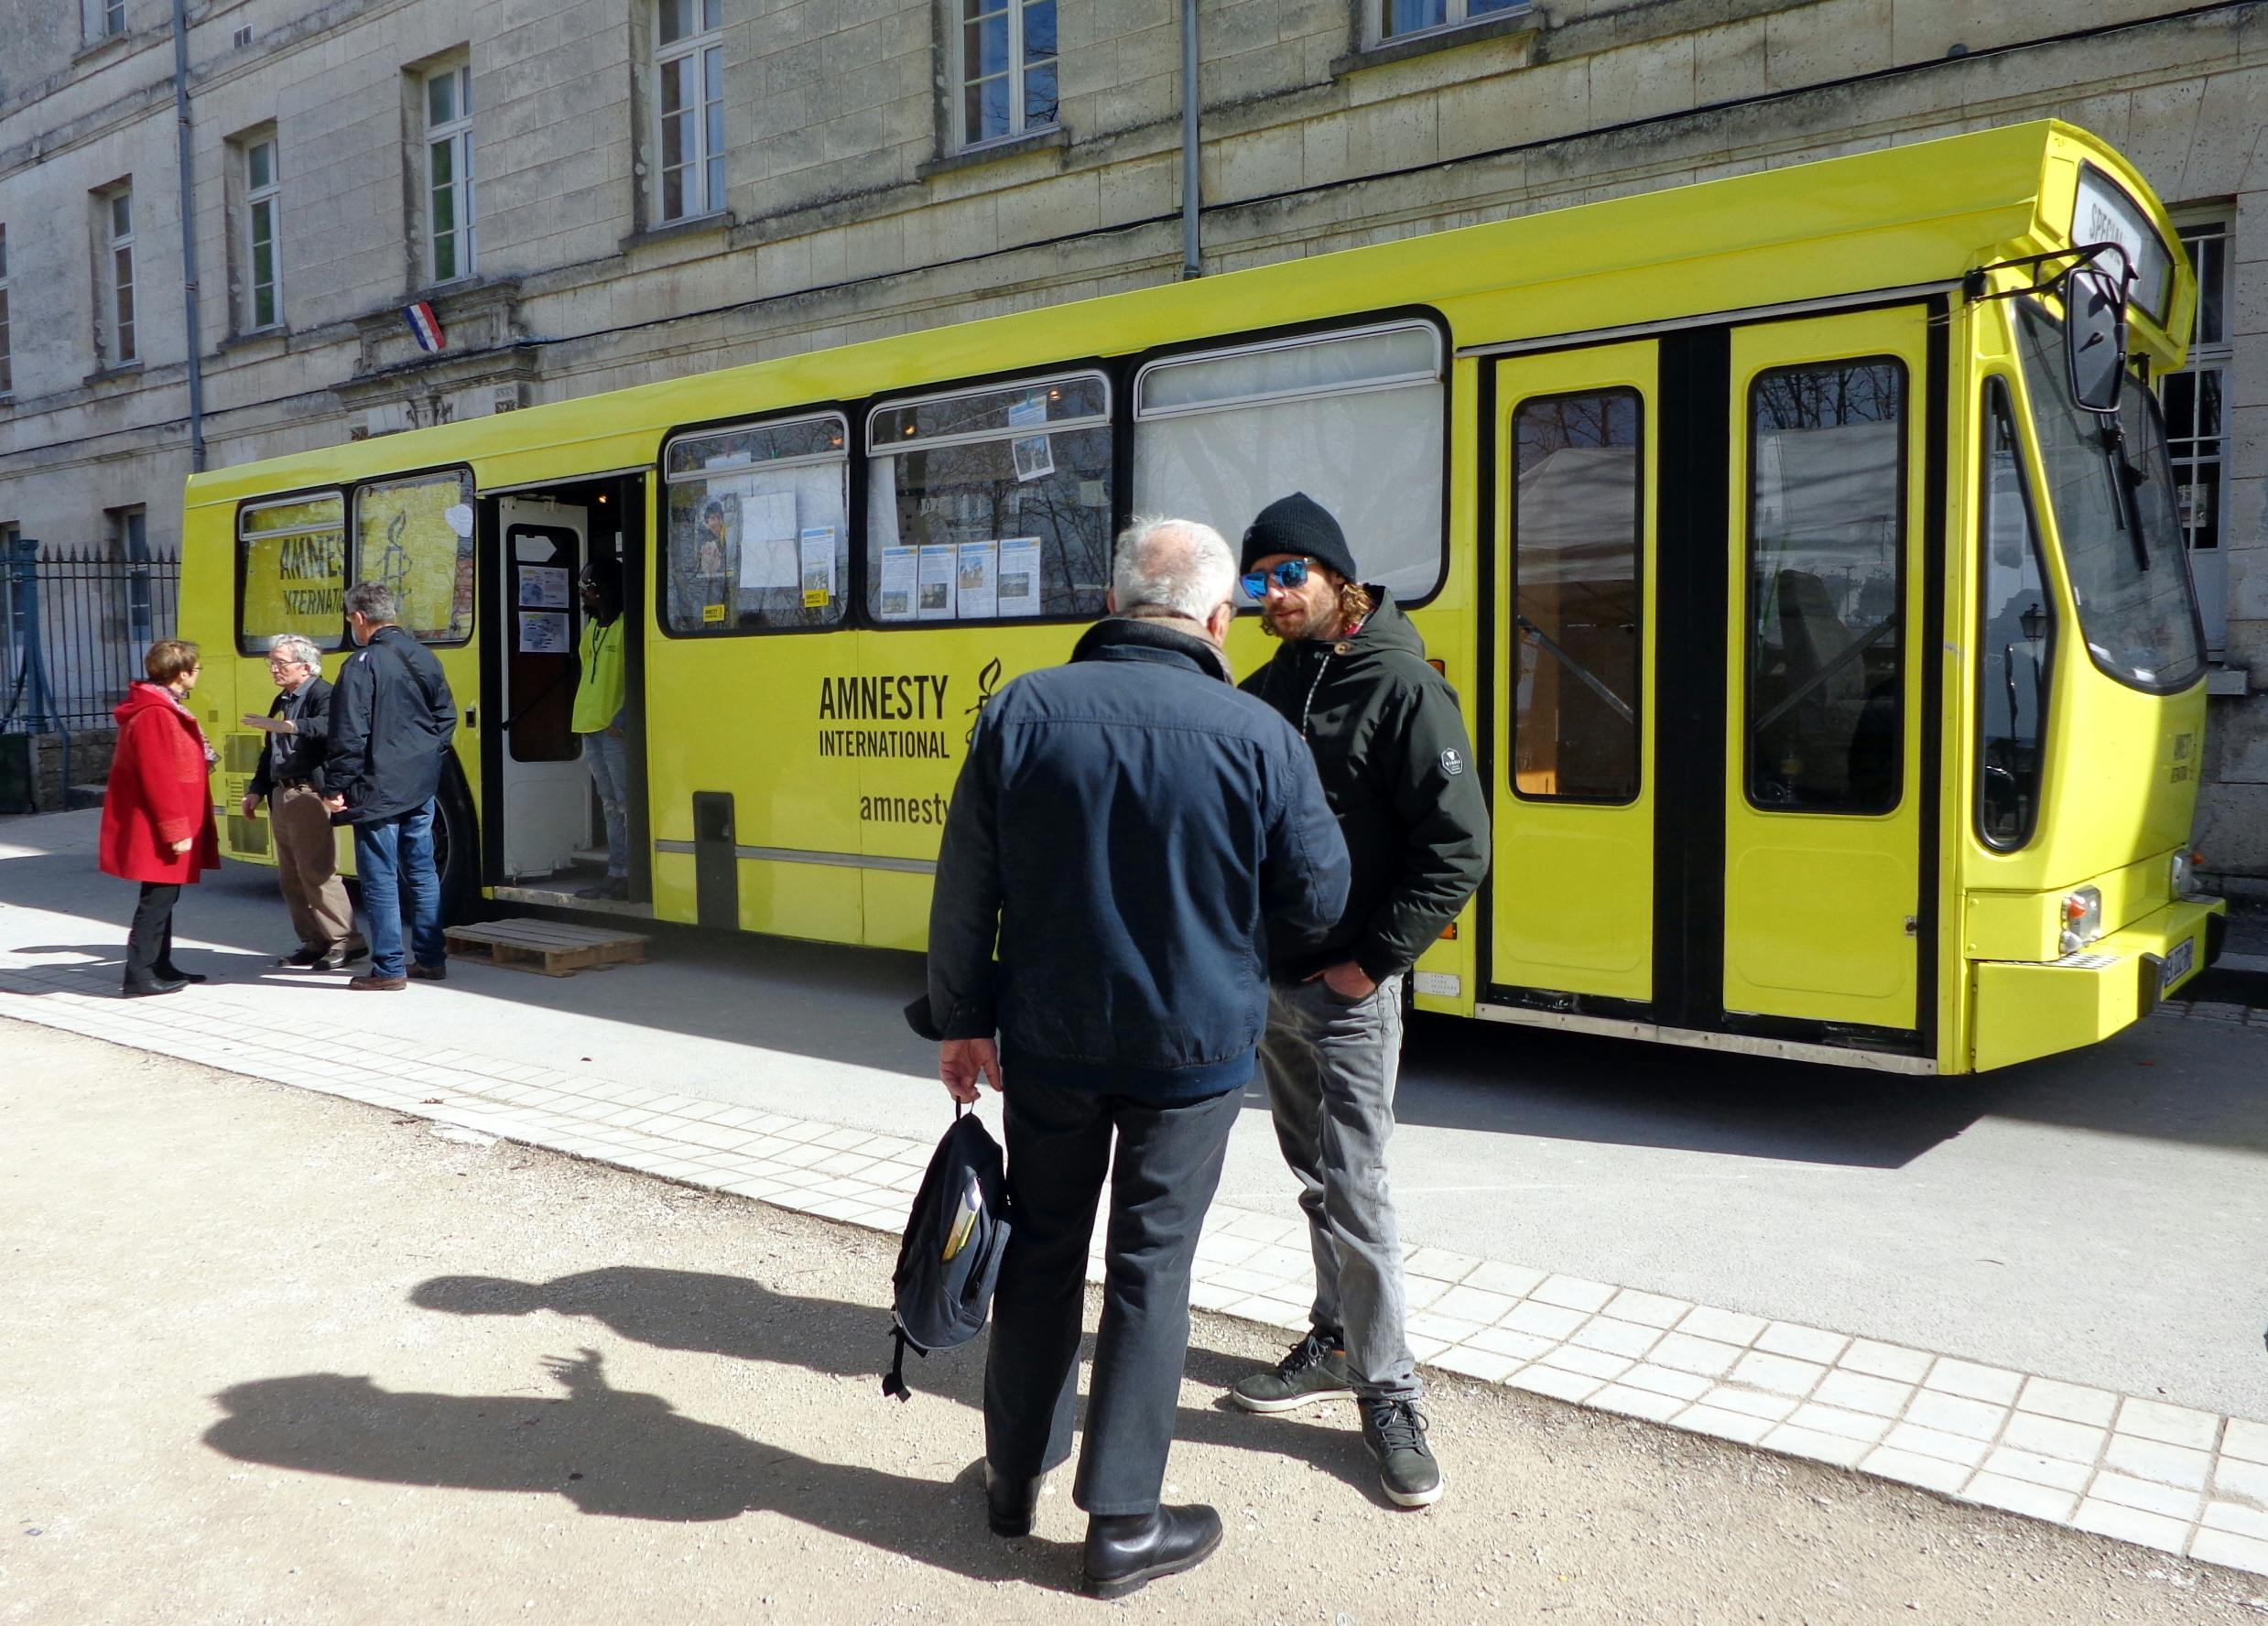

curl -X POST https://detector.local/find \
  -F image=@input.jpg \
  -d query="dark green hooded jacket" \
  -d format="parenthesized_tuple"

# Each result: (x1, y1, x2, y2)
(1240, 589, 1491, 982)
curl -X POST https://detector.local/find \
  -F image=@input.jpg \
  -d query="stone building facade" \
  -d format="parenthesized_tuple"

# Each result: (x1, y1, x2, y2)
(1, 0, 2263, 873)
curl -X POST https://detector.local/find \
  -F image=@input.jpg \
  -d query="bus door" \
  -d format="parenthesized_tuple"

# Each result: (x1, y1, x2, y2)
(495, 495, 590, 882)
(1719, 309, 1930, 1038)
(1488, 342, 1658, 1006)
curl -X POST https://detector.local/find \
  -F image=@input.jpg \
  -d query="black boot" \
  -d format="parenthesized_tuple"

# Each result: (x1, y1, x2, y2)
(983, 1463, 1044, 1537)
(154, 963, 207, 984)
(1080, 1504, 1221, 1599)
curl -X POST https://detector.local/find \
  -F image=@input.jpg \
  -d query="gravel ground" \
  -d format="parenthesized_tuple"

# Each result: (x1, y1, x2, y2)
(4, 1018, 2264, 1626)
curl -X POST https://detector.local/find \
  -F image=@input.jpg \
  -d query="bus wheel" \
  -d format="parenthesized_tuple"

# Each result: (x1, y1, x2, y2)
(432, 772, 481, 926)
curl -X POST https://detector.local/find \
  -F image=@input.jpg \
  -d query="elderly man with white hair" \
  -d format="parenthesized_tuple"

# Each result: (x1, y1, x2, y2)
(917, 516, 1349, 1598)
(240, 633, 364, 969)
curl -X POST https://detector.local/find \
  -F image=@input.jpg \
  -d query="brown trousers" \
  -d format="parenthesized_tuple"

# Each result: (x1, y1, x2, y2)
(270, 784, 357, 953)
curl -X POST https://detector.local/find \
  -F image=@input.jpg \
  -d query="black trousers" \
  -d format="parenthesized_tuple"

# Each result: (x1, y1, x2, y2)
(982, 1074, 1242, 1518)
(125, 882, 179, 983)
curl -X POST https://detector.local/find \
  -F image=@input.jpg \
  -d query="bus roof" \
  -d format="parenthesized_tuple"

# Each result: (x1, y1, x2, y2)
(187, 119, 2185, 510)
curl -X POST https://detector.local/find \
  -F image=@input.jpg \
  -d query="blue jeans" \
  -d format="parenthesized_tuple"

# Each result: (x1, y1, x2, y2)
(354, 798, 444, 978)
(583, 728, 630, 879)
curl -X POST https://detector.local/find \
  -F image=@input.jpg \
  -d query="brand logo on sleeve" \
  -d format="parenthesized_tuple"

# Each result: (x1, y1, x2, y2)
(1440, 748, 1465, 777)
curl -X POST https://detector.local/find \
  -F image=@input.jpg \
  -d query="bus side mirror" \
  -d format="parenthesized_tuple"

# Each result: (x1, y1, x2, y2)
(2064, 265, 2127, 415)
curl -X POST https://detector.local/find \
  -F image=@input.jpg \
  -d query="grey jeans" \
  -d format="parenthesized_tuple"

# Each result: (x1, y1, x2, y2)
(1254, 972, 1419, 1401)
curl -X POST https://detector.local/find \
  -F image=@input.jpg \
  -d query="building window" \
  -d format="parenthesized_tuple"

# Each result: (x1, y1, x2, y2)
(957, 0, 1056, 148)
(425, 64, 475, 284)
(1376, 0, 1527, 42)
(656, 0, 723, 222)
(2166, 217, 2231, 657)
(244, 136, 281, 331)
(82, 0, 125, 44)
(0, 226, 12, 399)
(103, 187, 136, 366)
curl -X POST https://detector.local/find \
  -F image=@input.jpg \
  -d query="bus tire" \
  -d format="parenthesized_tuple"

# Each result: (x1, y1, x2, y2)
(432, 767, 481, 927)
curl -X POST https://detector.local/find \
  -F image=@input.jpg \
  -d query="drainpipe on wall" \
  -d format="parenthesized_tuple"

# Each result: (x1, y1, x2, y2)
(170, 0, 207, 472)
(1180, 0, 1201, 279)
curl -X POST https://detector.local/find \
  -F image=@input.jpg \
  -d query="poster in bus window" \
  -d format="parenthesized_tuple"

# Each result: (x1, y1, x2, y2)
(691, 489, 734, 623)
(799, 526, 836, 609)
(997, 537, 1041, 617)
(1008, 396, 1054, 482)
(736, 488, 799, 590)
(957, 540, 998, 620)
(917, 544, 958, 619)
(879, 546, 917, 619)
(358, 473, 472, 640)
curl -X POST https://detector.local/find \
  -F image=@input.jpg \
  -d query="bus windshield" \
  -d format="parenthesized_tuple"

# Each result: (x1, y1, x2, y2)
(2013, 299, 2204, 692)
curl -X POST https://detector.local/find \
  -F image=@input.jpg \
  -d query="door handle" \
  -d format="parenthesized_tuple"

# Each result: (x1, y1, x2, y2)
(465, 707, 479, 731)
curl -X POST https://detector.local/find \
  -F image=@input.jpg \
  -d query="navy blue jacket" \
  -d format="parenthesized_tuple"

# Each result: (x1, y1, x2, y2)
(326, 625, 459, 825)
(926, 616, 1350, 1100)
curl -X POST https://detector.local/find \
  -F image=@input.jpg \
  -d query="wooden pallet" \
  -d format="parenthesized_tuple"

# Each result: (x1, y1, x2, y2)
(442, 917, 650, 978)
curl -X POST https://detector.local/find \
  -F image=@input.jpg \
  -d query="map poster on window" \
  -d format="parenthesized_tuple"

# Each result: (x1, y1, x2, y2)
(917, 544, 959, 620)
(516, 564, 570, 609)
(957, 540, 998, 620)
(799, 526, 836, 609)
(997, 537, 1041, 617)
(878, 546, 918, 619)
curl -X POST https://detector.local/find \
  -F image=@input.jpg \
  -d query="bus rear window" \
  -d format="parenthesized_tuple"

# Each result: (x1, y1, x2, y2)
(2013, 301, 2204, 693)
(238, 493, 345, 655)
(353, 470, 475, 645)
(662, 413, 850, 635)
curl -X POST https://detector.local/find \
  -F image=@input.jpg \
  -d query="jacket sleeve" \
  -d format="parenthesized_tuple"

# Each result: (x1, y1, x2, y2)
(1260, 724, 1350, 948)
(290, 684, 331, 747)
(924, 710, 1005, 1040)
(248, 706, 277, 799)
(326, 656, 374, 812)
(1351, 671, 1492, 982)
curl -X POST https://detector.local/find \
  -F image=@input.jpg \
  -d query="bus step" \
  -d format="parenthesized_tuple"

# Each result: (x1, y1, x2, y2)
(442, 917, 650, 978)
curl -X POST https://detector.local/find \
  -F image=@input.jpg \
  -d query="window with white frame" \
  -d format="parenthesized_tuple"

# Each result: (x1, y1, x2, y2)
(2165, 217, 2232, 657)
(103, 188, 136, 366)
(656, 0, 723, 222)
(0, 227, 11, 399)
(244, 136, 281, 331)
(1376, 0, 1528, 43)
(425, 63, 475, 283)
(82, 0, 125, 44)
(957, 0, 1057, 148)
(1132, 322, 1448, 602)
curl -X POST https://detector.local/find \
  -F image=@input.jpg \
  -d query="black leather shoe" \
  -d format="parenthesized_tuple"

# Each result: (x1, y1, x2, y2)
(282, 947, 326, 968)
(1080, 1504, 1222, 1599)
(155, 965, 207, 984)
(121, 976, 187, 999)
(984, 1463, 1044, 1537)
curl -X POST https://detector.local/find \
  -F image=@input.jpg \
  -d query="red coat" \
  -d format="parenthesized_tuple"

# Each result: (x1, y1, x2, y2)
(99, 683, 222, 885)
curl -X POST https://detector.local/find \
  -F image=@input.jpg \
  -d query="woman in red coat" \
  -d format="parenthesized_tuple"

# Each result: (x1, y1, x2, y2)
(99, 639, 221, 996)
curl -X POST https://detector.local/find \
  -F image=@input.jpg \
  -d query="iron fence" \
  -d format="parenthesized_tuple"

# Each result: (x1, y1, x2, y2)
(2, 542, 183, 735)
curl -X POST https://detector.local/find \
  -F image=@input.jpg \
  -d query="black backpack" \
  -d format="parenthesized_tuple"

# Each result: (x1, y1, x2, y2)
(882, 1106, 1011, 1402)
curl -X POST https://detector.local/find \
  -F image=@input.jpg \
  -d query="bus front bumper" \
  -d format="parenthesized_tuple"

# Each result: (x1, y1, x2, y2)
(1970, 895, 2226, 1073)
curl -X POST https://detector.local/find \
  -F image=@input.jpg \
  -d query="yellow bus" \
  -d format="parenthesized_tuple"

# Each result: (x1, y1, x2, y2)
(183, 118, 2226, 1075)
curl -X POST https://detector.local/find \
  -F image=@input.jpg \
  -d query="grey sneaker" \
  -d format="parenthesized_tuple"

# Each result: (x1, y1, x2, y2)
(1361, 1397, 1443, 1508)
(1230, 1331, 1353, 1414)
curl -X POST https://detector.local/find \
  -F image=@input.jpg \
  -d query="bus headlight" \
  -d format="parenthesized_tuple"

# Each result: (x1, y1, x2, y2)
(2060, 886, 2102, 956)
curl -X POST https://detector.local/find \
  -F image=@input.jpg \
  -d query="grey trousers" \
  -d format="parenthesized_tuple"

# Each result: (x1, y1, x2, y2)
(1255, 973, 1420, 1401)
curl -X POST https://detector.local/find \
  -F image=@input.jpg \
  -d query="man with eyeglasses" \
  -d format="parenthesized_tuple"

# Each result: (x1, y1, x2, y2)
(240, 634, 365, 970)
(1230, 492, 1490, 1511)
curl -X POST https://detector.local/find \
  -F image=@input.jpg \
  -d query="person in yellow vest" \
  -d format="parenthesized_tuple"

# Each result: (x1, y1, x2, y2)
(573, 558, 630, 900)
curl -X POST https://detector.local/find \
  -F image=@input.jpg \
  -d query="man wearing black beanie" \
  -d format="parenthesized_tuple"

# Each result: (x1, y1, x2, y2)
(1228, 492, 1490, 1511)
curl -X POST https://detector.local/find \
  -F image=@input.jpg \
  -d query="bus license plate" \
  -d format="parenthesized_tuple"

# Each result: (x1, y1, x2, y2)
(2159, 937, 2195, 992)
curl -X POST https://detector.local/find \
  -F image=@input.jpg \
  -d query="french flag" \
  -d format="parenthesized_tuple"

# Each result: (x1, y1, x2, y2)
(403, 300, 446, 353)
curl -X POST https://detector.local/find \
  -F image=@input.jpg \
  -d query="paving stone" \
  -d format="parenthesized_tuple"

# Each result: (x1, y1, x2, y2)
(2221, 1418, 2268, 1465)
(1862, 1445, 1974, 1494)
(1602, 1288, 1689, 1328)
(1617, 1363, 1713, 1403)
(1883, 1422, 1991, 1468)
(1811, 1369, 1912, 1418)
(1469, 1326, 1557, 1362)
(1963, 1472, 2080, 1523)
(2188, 1528, 2268, 1577)
(2116, 1395, 2221, 1451)
(1509, 1363, 1601, 1404)
(1673, 1404, 1775, 1446)
(1648, 1332, 1743, 1378)
(1753, 1321, 1849, 1364)
(1403, 1245, 1475, 1283)
(1924, 1357, 2024, 1405)
(1568, 1317, 1663, 1360)
(1429, 1285, 1520, 1326)
(2104, 1432, 2212, 1490)
(1763, 1423, 1871, 1469)
(1728, 1350, 1827, 1398)
(1529, 1274, 1617, 1313)
(1698, 1386, 1798, 1423)
(1678, 1305, 1767, 1346)
(1502, 1299, 1588, 1339)
(2203, 1500, 2268, 1542)
(2218, 1457, 2268, 1504)
(1588, 1382, 1687, 1423)
(1462, 1260, 1547, 1298)
(1999, 1409, 2107, 1465)
(1538, 1343, 1632, 1382)
(1839, 1339, 1934, 1383)
(1787, 1402, 1890, 1444)
(1903, 1388, 2007, 1442)
(2071, 1498, 2193, 1554)
(1407, 1310, 1485, 1346)
(1433, 1344, 1521, 1384)
(1980, 1446, 2091, 1493)
(2086, 1469, 2203, 1520)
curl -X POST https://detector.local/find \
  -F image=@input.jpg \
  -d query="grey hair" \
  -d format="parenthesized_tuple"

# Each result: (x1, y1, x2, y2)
(267, 634, 324, 671)
(342, 581, 399, 623)
(1112, 516, 1236, 623)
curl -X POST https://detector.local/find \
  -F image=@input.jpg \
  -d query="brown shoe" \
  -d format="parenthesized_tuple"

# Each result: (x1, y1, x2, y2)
(347, 973, 407, 992)
(407, 962, 447, 981)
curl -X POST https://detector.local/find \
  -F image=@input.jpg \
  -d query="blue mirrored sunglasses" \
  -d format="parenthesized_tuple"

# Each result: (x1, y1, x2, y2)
(1239, 558, 1311, 602)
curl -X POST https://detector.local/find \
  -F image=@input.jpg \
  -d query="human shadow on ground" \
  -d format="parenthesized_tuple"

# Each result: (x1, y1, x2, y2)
(407, 1265, 1390, 1504)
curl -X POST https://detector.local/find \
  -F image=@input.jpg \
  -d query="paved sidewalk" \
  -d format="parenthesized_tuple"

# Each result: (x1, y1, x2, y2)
(8, 1021, 2268, 1624)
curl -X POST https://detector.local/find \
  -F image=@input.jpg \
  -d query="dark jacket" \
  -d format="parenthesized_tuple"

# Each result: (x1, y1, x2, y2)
(326, 625, 459, 825)
(247, 675, 335, 797)
(1241, 589, 1490, 982)
(926, 616, 1349, 1100)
